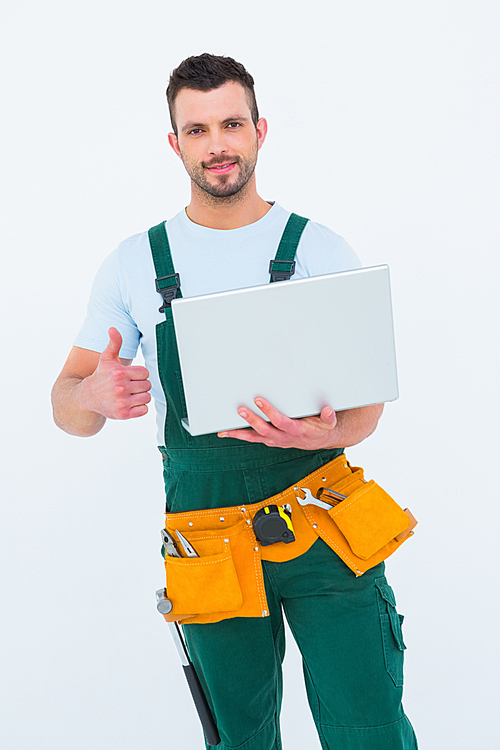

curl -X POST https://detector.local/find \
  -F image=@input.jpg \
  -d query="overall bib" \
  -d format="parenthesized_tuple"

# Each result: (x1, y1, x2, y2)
(149, 217, 418, 750)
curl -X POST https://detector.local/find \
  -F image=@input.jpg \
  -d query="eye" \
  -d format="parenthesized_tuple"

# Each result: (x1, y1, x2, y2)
(187, 128, 204, 136)
(226, 122, 241, 129)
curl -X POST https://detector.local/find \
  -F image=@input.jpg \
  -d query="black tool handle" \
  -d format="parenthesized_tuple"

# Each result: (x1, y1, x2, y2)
(182, 663, 221, 746)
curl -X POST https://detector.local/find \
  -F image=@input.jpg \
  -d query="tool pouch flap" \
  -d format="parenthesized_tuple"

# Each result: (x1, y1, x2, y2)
(328, 480, 411, 560)
(165, 549, 243, 615)
(163, 515, 269, 625)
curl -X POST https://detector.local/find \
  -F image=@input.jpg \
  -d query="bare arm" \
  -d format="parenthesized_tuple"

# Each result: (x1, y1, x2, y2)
(51, 328, 151, 437)
(218, 397, 384, 450)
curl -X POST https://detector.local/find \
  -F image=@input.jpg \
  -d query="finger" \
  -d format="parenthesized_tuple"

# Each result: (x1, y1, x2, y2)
(218, 428, 262, 442)
(253, 398, 294, 431)
(112, 391, 151, 419)
(237, 407, 278, 437)
(127, 391, 152, 408)
(128, 379, 152, 394)
(126, 366, 150, 381)
(126, 403, 149, 419)
(100, 327, 123, 362)
(319, 406, 337, 426)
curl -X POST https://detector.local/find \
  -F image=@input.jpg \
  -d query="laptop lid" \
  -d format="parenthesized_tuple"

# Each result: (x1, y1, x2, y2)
(171, 265, 398, 436)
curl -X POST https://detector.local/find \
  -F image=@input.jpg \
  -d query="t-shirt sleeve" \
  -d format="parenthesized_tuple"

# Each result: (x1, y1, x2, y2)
(326, 236, 362, 273)
(74, 248, 141, 359)
(295, 220, 362, 277)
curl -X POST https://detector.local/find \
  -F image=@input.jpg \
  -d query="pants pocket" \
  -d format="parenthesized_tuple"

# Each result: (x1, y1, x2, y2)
(375, 578, 407, 687)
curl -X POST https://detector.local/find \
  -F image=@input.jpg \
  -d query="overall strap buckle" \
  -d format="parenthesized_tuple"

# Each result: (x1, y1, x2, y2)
(155, 273, 181, 313)
(268, 259, 296, 282)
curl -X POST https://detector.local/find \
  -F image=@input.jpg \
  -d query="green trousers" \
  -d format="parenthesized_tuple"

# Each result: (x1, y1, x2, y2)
(183, 539, 417, 750)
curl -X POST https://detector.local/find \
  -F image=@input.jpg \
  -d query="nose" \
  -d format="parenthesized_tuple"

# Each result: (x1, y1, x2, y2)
(208, 127, 228, 156)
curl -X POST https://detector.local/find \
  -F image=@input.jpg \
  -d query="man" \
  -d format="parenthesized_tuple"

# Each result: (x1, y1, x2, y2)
(52, 54, 417, 750)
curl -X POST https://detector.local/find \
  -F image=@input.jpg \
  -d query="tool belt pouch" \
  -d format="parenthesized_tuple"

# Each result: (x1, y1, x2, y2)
(304, 472, 417, 576)
(160, 456, 417, 621)
(162, 514, 269, 625)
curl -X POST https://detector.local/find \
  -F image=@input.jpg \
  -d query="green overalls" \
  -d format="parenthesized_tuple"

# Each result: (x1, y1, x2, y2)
(148, 216, 418, 750)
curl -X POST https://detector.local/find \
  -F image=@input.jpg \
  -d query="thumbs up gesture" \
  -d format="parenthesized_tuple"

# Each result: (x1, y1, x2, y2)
(80, 328, 152, 420)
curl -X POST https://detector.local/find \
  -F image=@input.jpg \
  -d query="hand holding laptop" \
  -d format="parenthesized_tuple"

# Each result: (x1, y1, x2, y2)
(218, 396, 383, 451)
(218, 396, 337, 449)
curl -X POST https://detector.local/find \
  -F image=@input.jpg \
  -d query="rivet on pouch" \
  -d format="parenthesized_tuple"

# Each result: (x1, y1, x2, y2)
(246, 520, 251, 525)
(254, 547, 259, 552)
(262, 610, 268, 617)
(189, 522, 193, 527)
(220, 517, 225, 522)
(241, 507, 246, 513)
(224, 538, 229, 544)
(322, 477, 326, 482)
(356, 569, 362, 575)
(313, 524, 318, 529)
(294, 486, 298, 491)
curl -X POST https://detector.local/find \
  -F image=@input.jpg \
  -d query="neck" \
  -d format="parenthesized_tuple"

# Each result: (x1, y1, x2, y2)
(185, 176, 271, 230)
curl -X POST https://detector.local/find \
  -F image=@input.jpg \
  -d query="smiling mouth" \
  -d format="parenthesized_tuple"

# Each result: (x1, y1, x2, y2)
(205, 161, 237, 174)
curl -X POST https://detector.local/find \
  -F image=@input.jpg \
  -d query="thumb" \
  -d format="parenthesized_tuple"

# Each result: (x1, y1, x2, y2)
(100, 327, 123, 362)
(320, 406, 337, 427)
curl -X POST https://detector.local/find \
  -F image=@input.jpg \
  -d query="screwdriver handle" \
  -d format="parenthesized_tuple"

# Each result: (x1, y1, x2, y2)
(182, 663, 221, 746)
(157, 589, 220, 746)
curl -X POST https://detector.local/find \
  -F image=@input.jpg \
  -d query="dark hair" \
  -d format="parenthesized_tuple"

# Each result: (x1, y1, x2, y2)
(166, 53, 259, 135)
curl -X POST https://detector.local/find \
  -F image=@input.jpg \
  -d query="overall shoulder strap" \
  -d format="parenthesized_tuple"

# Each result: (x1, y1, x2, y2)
(148, 221, 182, 314)
(269, 213, 309, 282)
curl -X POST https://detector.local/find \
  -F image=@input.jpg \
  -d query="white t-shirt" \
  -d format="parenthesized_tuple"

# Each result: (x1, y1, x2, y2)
(75, 203, 361, 443)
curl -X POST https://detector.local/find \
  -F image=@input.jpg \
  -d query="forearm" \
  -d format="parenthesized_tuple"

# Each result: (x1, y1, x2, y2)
(326, 403, 384, 449)
(51, 375, 107, 437)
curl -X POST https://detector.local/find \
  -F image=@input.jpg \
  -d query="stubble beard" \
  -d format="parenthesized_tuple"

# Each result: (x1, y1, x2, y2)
(180, 142, 258, 205)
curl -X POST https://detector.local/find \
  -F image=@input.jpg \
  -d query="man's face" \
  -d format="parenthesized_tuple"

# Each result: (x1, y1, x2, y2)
(168, 81, 267, 199)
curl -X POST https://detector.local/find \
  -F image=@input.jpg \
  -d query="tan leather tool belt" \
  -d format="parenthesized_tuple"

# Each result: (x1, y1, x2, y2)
(162, 454, 417, 625)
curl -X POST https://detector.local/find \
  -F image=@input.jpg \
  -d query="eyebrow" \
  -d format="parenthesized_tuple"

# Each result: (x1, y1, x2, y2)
(181, 115, 249, 133)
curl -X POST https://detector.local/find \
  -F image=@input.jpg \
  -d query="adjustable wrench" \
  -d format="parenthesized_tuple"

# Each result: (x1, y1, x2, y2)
(295, 486, 346, 510)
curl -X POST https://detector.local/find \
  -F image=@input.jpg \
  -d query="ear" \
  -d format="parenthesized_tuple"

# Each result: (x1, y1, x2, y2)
(168, 132, 182, 158)
(256, 117, 268, 151)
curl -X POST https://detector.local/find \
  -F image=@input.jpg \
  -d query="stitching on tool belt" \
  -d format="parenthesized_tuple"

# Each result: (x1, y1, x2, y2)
(168, 555, 233, 567)
(324, 470, 365, 495)
(164, 455, 352, 527)
(300, 505, 353, 568)
(179, 532, 235, 542)
(162, 455, 356, 621)
(328, 482, 374, 518)
(244, 519, 267, 611)
(253, 539, 266, 610)
(178, 523, 246, 542)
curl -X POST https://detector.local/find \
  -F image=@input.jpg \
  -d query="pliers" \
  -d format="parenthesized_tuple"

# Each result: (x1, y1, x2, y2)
(161, 529, 181, 558)
(161, 528, 199, 558)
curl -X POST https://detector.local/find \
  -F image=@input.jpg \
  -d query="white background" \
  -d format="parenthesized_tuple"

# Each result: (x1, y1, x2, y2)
(1, 1, 499, 748)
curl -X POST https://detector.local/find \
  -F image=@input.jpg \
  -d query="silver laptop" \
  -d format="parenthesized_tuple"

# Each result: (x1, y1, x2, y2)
(171, 265, 398, 436)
